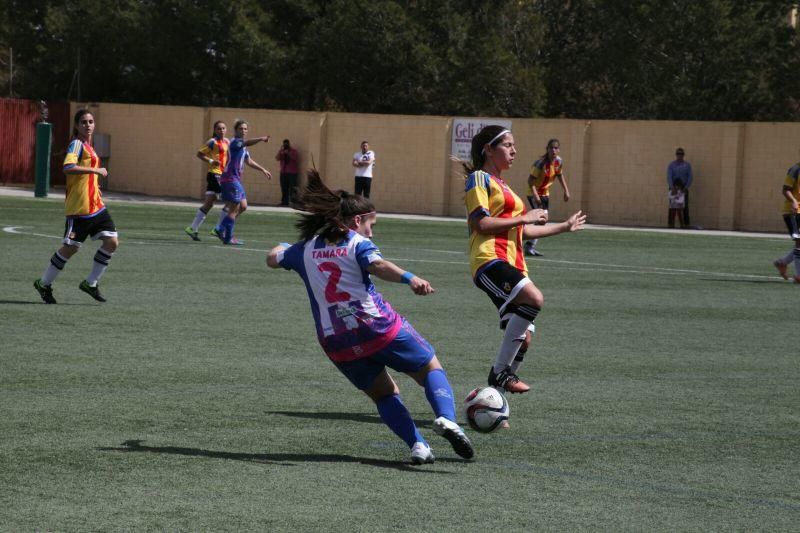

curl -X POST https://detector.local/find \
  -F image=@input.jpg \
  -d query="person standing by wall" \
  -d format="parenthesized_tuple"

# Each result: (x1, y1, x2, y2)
(667, 147, 693, 227)
(275, 139, 299, 206)
(352, 140, 376, 198)
(773, 161, 800, 283)
(33, 109, 119, 304)
(668, 179, 686, 229)
(184, 120, 230, 241)
(524, 138, 571, 256)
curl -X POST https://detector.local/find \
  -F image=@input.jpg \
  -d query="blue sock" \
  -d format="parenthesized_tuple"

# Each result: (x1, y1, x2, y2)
(376, 394, 424, 448)
(424, 368, 456, 422)
(221, 216, 235, 243)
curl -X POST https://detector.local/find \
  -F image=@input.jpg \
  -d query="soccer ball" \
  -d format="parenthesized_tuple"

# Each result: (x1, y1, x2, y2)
(463, 386, 509, 433)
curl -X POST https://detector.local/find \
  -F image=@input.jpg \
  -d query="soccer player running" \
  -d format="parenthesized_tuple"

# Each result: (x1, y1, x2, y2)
(524, 138, 571, 256)
(773, 161, 800, 283)
(463, 125, 585, 394)
(213, 119, 271, 245)
(184, 120, 230, 241)
(33, 109, 119, 304)
(266, 170, 473, 464)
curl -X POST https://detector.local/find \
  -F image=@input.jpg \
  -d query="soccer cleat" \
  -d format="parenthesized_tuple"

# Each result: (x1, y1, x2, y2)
(184, 226, 200, 241)
(78, 280, 106, 302)
(433, 417, 474, 459)
(33, 279, 57, 304)
(488, 366, 531, 394)
(225, 238, 245, 246)
(793, 276, 800, 284)
(410, 442, 435, 464)
(773, 260, 788, 280)
(211, 227, 223, 241)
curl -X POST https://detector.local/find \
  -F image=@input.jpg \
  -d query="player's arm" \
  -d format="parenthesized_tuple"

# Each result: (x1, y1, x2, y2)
(367, 259, 434, 295)
(246, 158, 272, 180)
(557, 174, 571, 202)
(244, 136, 270, 147)
(522, 211, 586, 239)
(266, 243, 291, 269)
(64, 165, 107, 177)
(783, 185, 799, 213)
(470, 209, 548, 236)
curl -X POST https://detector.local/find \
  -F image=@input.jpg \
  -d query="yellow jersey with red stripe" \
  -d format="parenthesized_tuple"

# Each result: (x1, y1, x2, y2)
(465, 170, 528, 278)
(782, 163, 800, 214)
(198, 137, 230, 176)
(63, 139, 104, 217)
(527, 156, 563, 196)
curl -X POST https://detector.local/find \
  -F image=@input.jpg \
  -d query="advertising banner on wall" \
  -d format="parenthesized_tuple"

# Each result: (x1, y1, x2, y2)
(451, 117, 513, 161)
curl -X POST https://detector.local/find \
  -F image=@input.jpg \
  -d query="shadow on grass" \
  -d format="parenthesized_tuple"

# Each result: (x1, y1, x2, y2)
(269, 410, 431, 429)
(0, 300, 94, 305)
(99, 439, 455, 473)
(700, 278, 790, 284)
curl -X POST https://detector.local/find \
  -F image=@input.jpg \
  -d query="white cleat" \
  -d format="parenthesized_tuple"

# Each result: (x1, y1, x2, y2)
(433, 417, 475, 459)
(410, 441, 435, 465)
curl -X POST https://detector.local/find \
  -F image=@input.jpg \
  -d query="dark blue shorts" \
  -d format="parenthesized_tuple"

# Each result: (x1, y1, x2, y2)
(333, 319, 435, 390)
(221, 181, 246, 203)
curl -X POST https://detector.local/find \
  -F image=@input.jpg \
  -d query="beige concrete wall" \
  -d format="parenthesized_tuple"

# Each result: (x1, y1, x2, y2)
(73, 101, 800, 232)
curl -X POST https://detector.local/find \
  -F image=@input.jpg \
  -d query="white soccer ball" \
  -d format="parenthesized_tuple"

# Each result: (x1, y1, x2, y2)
(463, 386, 509, 433)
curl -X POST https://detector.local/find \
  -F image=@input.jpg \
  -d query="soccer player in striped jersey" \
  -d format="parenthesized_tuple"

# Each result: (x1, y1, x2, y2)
(213, 119, 271, 245)
(524, 138, 571, 256)
(773, 161, 800, 283)
(463, 125, 585, 395)
(33, 109, 119, 304)
(184, 120, 231, 241)
(267, 171, 473, 464)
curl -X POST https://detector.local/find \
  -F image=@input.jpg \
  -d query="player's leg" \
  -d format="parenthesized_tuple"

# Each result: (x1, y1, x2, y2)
(775, 214, 799, 280)
(34, 218, 85, 303)
(79, 213, 119, 302)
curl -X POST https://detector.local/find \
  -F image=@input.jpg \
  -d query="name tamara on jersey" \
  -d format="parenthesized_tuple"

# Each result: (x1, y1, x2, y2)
(312, 248, 350, 259)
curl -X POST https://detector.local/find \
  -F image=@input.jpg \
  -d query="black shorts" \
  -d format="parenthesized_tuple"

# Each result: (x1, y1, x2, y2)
(63, 209, 117, 247)
(783, 213, 800, 239)
(527, 195, 549, 210)
(205, 172, 222, 195)
(474, 261, 532, 324)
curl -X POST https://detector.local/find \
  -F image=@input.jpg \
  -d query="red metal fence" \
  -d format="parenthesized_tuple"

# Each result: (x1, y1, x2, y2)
(0, 98, 70, 186)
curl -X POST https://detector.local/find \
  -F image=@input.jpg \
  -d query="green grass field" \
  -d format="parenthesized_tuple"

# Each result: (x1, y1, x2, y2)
(1, 195, 798, 531)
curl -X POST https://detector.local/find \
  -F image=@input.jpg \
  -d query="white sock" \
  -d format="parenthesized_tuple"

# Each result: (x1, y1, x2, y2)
(509, 324, 535, 373)
(493, 314, 531, 373)
(190, 208, 209, 231)
(86, 248, 113, 285)
(41, 252, 68, 285)
(780, 249, 794, 264)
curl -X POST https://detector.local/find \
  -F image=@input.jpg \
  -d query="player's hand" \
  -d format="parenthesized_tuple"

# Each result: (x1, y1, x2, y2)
(522, 208, 547, 225)
(262, 136, 270, 143)
(209, 159, 220, 168)
(95, 167, 108, 177)
(409, 276, 435, 296)
(264, 170, 272, 180)
(564, 210, 586, 232)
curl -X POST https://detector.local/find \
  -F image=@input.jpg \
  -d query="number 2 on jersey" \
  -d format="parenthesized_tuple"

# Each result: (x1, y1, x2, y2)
(318, 262, 351, 303)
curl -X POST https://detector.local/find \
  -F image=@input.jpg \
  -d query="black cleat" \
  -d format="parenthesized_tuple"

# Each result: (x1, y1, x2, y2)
(79, 280, 106, 302)
(488, 366, 530, 394)
(34, 279, 57, 304)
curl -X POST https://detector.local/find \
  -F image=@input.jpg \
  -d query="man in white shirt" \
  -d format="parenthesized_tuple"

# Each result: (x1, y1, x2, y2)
(353, 140, 376, 198)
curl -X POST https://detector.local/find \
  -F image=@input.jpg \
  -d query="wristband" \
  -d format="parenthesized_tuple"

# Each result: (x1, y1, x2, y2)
(400, 272, 414, 284)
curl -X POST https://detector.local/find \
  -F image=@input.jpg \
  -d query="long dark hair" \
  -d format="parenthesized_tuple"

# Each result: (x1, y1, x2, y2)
(72, 108, 93, 139)
(296, 170, 375, 242)
(461, 125, 511, 174)
(541, 138, 559, 163)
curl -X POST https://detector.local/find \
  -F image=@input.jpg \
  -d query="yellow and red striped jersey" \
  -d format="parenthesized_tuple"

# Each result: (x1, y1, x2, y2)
(527, 156, 563, 196)
(782, 163, 800, 214)
(63, 139, 104, 217)
(198, 137, 230, 176)
(465, 170, 528, 278)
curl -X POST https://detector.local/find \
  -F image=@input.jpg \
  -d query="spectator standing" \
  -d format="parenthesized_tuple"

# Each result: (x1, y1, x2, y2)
(667, 148, 693, 227)
(275, 139, 299, 206)
(352, 140, 376, 198)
